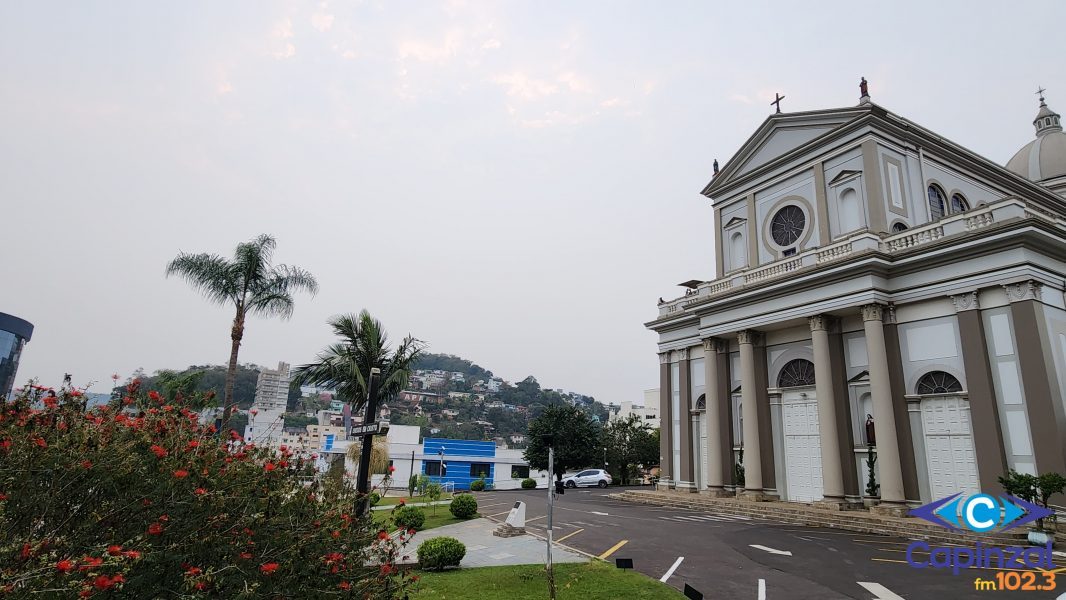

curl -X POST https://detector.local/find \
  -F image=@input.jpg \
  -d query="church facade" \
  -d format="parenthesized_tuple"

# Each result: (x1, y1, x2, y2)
(646, 86, 1066, 511)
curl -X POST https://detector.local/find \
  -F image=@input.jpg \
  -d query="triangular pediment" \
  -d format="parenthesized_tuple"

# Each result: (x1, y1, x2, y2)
(724, 216, 747, 228)
(829, 169, 862, 185)
(703, 106, 871, 197)
(848, 370, 870, 384)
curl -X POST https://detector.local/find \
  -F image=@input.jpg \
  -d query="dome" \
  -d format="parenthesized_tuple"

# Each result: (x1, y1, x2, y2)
(1006, 94, 1066, 182)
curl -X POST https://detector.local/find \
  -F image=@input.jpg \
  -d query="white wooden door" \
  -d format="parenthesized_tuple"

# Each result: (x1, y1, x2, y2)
(782, 392, 823, 502)
(921, 396, 979, 499)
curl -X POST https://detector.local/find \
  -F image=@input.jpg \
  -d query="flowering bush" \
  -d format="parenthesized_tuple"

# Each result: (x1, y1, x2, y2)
(0, 380, 414, 598)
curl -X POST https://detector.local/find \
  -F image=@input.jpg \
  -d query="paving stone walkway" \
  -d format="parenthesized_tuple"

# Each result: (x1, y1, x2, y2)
(405, 518, 588, 568)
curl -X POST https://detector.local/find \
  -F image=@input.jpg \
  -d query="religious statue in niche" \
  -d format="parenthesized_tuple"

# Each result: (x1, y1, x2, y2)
(865, 414, 876, 446)
(860, 77, 869, 98)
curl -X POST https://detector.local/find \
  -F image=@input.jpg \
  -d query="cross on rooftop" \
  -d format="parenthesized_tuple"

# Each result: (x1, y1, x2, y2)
(1037, 86, 1046, 101)
(771, 93, 785, 114)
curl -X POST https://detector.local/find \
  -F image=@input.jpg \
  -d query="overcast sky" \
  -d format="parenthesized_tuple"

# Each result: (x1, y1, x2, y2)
(2, 1, 1062, 404)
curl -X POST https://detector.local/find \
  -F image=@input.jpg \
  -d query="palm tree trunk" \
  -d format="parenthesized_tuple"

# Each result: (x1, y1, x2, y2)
(221, 310, 245, 432)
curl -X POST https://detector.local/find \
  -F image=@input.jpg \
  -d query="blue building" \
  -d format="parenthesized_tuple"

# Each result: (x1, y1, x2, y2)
(422, 438, 497, 491)
(0, 312, 34, 399)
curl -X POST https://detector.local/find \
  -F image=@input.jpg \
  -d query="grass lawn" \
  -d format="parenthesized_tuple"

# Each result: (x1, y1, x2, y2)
(376, 494, 453, 507)
(372, 506, 470, 532)
(409, 561, 684, 599)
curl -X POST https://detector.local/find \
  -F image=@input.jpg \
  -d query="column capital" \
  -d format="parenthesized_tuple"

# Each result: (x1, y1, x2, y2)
(1003, 280, 1043, 303)
(950, 291, 980, 312)
(702, 337, 727, 353)
(659, 352, 671, 364)
(737, 329, 762, 345)
(860, 303, 885, 323)
(808, 314, 837, 332)
(676, 348, 689, 361)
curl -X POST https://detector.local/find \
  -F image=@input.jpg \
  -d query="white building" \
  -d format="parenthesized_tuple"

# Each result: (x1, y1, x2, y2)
(647, 84, 1066, 511)
(253, 362, 290, 411)
(610, 390, 661, 430)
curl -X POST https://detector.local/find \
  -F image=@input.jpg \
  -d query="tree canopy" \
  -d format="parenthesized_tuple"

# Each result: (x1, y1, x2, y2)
(524, 404, 602, 480)
(603, 414, 659, 485)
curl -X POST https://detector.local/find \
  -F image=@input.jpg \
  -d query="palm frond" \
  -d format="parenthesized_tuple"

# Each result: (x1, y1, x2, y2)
(165, 253, 238, 306)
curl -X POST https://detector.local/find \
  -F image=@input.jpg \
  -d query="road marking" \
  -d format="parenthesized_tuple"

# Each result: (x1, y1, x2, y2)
(750, 544, 792, 556)
(856, 582, 904, 600)
(487, 510, 512, 518)
(590, 511, 609, 516)
(672, 516, 705, 521)
(555, 528, 584, 543)
(659, 556, 684, 582)
(478, 502, 511, 508)
(598, 539, 629, 559)
(758, 579, 766, 600)
(526, 515, 547, 522)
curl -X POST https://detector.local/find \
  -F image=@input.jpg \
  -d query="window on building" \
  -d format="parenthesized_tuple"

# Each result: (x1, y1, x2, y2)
(694, 394, 706, 410)
(770, 205, 806, 247)
(950, 193, 969, 214)
(425, 461, 446, 476)
(915, 371, 963, 395)
(511, 465, 530, 479)
(729, 232, 746, 270)
(892, 222, 908, 233)
(927, 185, 946, 220)
(777, 359, 816, 388)
(469, 463, 490, 478)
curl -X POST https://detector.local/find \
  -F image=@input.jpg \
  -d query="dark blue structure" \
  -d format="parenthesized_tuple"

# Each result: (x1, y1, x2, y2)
(0, 312, 34, 399)
(422, 438, 496, 490)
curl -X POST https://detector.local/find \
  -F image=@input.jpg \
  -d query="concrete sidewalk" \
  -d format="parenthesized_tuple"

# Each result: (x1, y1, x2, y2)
(405, 518, 588, 568)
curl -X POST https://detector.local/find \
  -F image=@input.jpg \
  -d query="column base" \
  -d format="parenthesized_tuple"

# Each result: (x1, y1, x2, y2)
(700, 488, 736, 498)
(656, 480, 673, 492)
(675, 481, 698, 493)
(813, 498, 860, 511)
(738, 490, 773, 502)
(869, 502, 910, 518)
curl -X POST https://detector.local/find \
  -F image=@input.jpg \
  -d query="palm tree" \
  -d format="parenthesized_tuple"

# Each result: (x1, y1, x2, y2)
(166, 234, 318, 430)
(291, 311, 424, 413)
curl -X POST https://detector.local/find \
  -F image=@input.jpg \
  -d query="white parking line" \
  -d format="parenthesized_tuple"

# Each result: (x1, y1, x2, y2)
(660, 556, 684, 582)
(758, 579, 766, 600)
(856, 582, 905, 600)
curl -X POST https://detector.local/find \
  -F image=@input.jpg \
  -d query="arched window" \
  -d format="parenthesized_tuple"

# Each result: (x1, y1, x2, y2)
(950, 193, 969, 214)
(695, 394, 706, 410)
(730, 232, 746, 270)
(915, 371, 963, 395)
(838, 188, 860, 232)
(891, 222, 908, 233)
(777, 359, 816, 388)
(927, 185, 946, 220)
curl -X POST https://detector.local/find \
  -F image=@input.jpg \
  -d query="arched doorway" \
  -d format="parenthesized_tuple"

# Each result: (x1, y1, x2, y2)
(778, 359, 821, 502)
(916, 371, 978, 498)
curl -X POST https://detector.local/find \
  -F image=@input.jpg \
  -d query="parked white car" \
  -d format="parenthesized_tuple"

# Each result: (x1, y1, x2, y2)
(562, 469, 612, 488)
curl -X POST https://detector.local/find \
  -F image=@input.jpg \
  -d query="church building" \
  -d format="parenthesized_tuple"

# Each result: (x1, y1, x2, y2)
(646, 82, 1066, 512)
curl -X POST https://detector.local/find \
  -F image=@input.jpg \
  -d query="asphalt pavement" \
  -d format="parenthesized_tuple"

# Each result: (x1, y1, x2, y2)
(472, 486, 1066, 599)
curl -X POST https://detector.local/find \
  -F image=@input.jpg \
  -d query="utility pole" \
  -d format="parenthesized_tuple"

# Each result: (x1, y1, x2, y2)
(355, 368, 381, 516)
(546, 443, 556, 600)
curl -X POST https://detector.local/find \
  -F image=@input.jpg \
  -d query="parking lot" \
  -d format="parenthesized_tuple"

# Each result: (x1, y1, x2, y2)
(472, 486, 1066, 599)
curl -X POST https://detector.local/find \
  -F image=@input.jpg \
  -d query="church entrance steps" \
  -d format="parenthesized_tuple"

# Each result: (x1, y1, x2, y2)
(612, 489, 1029, 548)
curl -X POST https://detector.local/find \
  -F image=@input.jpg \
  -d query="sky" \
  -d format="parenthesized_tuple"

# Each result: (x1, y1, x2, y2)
(2, 1, 1063, 405)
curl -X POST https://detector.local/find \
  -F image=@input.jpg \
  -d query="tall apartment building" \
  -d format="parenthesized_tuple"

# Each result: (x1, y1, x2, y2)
(254, 362, 291, 411)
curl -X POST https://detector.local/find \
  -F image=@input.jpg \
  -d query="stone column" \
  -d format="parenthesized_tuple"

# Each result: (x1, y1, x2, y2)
(861, 304, 906, 510)
(738, 330, 764, 497)
(809, 315, 846, 504)
(702, 338, 731, 496)
(658, 353, 672, 490)
(677, 348, 695, 491)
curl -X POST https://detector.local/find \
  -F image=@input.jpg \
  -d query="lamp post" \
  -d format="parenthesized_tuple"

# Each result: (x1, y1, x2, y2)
(603, 446, 608, 471)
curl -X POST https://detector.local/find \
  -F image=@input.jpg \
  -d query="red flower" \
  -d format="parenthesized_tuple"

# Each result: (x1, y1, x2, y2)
(407, 527, 416, 536)
(20, 543, 31, 560)
(43, 396, 58, 408)
(398, 499, 405, 505)
(33, 437, 46, 448)
(148, 390, 161, 402)
(331, 530, 341, 539)
(339, 581, 351, 590)
(264, 462, 276, 472)
(107, 545, 122, 556)
(173, 469, 189, 479)
(0, 493, 6, 501)
(81, 460, 92, 469)
(147, 523, 164, 535)
(184, 566, 202, 577)
(377, 530, 389, 540)
(0, 439, 10, 452)
(149, 445, 167, 458)
(239, 552, 253, 559)
(250, 409, 258, 416)
(186, 440, 199, 450)
(79, 556, 103, 571)
(93, 574, 117, 590)
(194, 487, 207, 496)
(122, 550, 141, 560)
(194, 581, 208, 591)
(389, 465, 396, 473)
(260, 562, 279, 575)
(56, 559, 74, 573)
(278, 460, 288, 468)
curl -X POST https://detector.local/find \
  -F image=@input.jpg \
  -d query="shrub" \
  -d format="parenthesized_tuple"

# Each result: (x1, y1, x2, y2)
(449, 494, 478, 519)
(417, 537, 466, 571)
(521, 478, 537, 489)
(0, 380, 415, 598)
(469, 477, 486, 492)
(370, 492, 381, 506)
(408, 473, 419, 495)
(393, 505, 426, 530)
